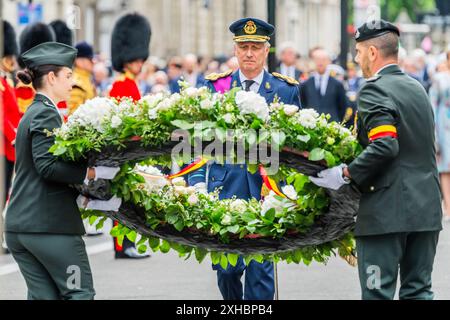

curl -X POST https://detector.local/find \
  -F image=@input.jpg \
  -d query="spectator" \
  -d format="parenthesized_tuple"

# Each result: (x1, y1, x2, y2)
(277, 42, 303, 81)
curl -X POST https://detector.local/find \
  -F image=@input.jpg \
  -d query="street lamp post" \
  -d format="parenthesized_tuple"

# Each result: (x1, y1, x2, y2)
(340, 0, 349, 70)
(267, 0, 277, 73)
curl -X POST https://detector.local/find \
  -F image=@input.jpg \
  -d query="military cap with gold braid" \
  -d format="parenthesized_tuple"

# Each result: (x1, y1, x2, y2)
(229, 18, 274, 43)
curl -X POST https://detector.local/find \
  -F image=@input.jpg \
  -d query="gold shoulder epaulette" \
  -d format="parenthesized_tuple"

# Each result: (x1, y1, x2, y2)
(205, 69, 233, 81)
(272, 72, 299, 85)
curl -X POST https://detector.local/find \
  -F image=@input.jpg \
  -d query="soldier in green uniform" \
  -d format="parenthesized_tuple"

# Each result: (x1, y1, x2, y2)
(4, 42, 119, 300)
(310, 20, 442, 300)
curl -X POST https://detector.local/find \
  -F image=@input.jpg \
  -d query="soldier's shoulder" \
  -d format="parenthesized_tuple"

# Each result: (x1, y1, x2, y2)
(204, 69, 233, 82)
(271, 72, 299, 86)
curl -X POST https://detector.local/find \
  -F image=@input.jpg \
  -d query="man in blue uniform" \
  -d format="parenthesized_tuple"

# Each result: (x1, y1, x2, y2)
(189, 18, 301, 301)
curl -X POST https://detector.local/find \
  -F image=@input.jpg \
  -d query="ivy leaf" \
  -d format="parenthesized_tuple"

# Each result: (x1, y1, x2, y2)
(138, 245, 148, 254)
(160, 240, 171, 253)
(227, 253, 239, 267)
(220, 254, 229, 270)
(174, 220, 185, 232)
(126, 230, 137, 243)
(148, 237, 160, 252)
(324, 151, 337, 167)
(170, 120, 195, 130)
(309, 148, 326, 161)
(194, 248, 208, 263)
(227, 225, 240, 234)
(210, 252, 221, 265)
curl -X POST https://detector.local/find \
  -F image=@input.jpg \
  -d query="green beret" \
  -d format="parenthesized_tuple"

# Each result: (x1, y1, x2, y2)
(355, 20, 400, 42)
(20, 42, 77, 69)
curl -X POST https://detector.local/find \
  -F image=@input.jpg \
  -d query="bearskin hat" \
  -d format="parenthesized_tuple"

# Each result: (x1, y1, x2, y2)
(49, 20, 73, 46)
(19, 22, 55, 68)
(3, 20, 18, 57)
(111, 13, 151, 72)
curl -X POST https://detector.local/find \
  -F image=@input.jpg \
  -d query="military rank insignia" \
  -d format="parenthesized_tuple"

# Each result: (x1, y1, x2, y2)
(265, 82, 271, 90)
(244, 21, 257, 35)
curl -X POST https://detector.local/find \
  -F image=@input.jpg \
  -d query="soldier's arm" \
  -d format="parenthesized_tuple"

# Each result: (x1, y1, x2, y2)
(347, 83, 400, 186)
(30, 108, 87, 184)
(289, 85, 302, 108)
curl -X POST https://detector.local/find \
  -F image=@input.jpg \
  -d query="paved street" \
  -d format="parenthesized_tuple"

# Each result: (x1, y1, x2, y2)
(1, 220, 449, 300)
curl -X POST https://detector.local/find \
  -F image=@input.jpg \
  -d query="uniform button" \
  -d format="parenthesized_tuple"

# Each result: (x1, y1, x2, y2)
(212, 177, 215, 181)
(240, 165, 244, 169)
(370, 186, 375, 192)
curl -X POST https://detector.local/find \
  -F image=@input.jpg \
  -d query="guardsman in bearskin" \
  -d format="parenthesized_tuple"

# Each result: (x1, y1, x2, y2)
(1, 20, 21, 215)
(15, 22, 55, 115)
(109, 13, 151, 102)
(49, 20, 74, 121)
(310, 20, 442, 300)
(109, 13, 151, 259)
(68, 41, 96, 115)
(189, 18, 301, 301)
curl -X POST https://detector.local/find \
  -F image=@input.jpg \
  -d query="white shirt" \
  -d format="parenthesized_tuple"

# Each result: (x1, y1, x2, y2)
(280, 64, 296, 79)
(314, 71, 330, 96)
(239, 69, 265, 93)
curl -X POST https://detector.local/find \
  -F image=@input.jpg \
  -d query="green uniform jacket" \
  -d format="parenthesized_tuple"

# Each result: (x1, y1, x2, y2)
(5, 94, 87, 235)
(348, 65, 443, 236)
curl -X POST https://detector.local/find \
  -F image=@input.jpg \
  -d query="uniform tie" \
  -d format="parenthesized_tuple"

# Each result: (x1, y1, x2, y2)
(244, 80, 255, 92)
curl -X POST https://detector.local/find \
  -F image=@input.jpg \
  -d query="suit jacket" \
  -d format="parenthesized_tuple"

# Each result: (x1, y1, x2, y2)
(5, 94, 87, 235)
(348, 65, 443, 236)
(300, 75, 348, 122)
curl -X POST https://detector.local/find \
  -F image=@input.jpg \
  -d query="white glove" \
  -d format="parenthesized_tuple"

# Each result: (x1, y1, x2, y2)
(77, 195, 122, 212)
(94, 166, 120, 181)
(193, 182, 207, 194)
(309, 164, 350, 191)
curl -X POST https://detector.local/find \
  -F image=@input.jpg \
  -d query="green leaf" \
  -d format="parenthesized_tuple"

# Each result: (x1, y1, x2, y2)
(110, 225, 121, 237)
(227, 253, 239, 267)
(220, 254, 229, 270)
(227, 225, 240, 234)
(324, 151, 337, 167)
(138, 245, 148, 254)
(160, 240, 171, 253)
(309, 148, 326, 161)
(88, 215, 98, 225)
(52, 144, 67, 156)
(148, 237, 160, 251)
(174, 220, 185, 232)
(294, 174, 309, 191)
(247, 164, 259, 174)
(170, 120, 195, 130)
(211, 252, 221, 265)
(297, 134, 311, 143)
(263, 208, 275, 223)
(117, 235, 124, 247)
(126, 230, 137, 243)
(194, 248, 208, 263)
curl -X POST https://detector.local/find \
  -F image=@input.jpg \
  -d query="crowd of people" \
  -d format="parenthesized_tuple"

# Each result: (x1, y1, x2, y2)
(0, 14, 449, 300)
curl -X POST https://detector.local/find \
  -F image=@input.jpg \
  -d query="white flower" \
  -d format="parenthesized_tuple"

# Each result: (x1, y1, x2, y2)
(188, 194, 199, 205)
(156, 98, 173, 112)
(230, 199, 247, 213)
(148, 108, 158, 120)
(184, 87, 200, 98)
(70, 97, 116, 132)
(221, 214, 232, 226)
(327, 137, 336, 145)
(173, 186, 196, 196)
(110, 115, 122, 128)
(222, 113, 235, 124)
(140, 93, 164, 108)
(135, 165, 164, 176)
(296, 109, 319, 129)
(172, 177, 187, 187)
(281, 185, 298, 200)
(200, 99, 214, 110)
(283, 104, 299, 116)
(269, 102, 282, 112)
(261, 191, 296, 216)
(235, 91, 270, 122)
(170, 93, 182, 104)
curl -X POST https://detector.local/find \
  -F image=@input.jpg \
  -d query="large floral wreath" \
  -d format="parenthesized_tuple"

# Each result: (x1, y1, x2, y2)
(50, 83, 362, 268)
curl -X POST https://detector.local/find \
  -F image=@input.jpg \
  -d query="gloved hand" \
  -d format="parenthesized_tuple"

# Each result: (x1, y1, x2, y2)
(77, 195, 122, 212)
(193, 182, 207, 194)
(309, 164, 350, 191)
(94, 166, 121, 181)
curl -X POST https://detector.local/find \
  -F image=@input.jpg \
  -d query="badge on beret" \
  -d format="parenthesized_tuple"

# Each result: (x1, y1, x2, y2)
(244, 21, 257, 35)
(355, 29, 360, 39)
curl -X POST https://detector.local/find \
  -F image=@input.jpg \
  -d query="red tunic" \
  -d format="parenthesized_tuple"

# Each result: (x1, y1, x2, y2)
(109, 71, 141, 101)
(1, 76, 21, 161)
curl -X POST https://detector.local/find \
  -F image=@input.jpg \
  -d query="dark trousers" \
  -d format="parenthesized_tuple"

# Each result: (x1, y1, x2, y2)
(356, 231, 440, 300)
(213, 256, 275, 300)
(2, 157, 14, 208)
(6, 232, 95, 300)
